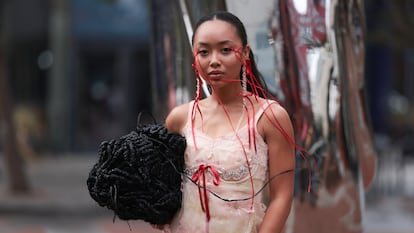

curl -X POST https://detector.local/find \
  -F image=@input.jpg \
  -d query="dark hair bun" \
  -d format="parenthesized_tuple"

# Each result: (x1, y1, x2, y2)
(86, 123, 186, 225)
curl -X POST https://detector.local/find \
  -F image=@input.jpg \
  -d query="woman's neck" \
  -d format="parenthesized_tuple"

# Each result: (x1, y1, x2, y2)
(210, 85, 244, 106)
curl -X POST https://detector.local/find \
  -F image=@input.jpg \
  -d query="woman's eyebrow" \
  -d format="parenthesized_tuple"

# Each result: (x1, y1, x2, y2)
(196, 40, 233, 46)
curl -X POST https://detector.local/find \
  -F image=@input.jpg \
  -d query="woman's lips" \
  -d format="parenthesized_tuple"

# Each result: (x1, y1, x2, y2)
(208, 71, 223, 80)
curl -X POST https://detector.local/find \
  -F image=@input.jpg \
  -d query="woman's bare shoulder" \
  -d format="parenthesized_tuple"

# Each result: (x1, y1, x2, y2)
(267, 101, 289, 118)
(259, 100, 293, 137)
(165, 102, 190, 134)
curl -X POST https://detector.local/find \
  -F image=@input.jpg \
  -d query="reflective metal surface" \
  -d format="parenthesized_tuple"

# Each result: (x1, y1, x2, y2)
(227, 0, 377, 232)
(151, 0, 377, 232)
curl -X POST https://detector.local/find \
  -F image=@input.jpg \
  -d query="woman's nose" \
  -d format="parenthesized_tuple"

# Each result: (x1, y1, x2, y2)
(209, 52, 221, 67)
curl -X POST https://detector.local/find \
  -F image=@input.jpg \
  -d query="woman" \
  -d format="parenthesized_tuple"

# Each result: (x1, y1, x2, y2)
(164, 11, 295, 233)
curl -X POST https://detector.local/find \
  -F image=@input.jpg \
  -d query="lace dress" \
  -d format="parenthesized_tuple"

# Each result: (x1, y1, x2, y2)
(167, 100, 274, 233)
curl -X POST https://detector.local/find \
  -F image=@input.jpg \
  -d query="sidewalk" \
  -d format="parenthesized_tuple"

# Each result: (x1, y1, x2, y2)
(364, 197, 414, 233)
(363, 161, 414, 233)
(0, 154, 161, 233)
(0, 154, 102, 217)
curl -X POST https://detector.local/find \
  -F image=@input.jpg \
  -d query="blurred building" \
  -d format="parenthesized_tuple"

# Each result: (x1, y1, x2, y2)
(365, 0, 414, 137)
(4, 0, 151, 152)
(364, 0, 414, 168)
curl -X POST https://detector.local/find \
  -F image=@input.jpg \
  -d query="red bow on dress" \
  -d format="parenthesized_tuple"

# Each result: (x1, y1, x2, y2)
(191, 164, 221, 222)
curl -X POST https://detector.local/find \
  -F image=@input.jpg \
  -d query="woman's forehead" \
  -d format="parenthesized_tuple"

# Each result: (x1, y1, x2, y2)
(193, 20, 241, 45)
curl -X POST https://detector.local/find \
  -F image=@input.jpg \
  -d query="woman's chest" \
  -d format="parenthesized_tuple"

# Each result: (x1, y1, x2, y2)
(184, 135, 268, 183)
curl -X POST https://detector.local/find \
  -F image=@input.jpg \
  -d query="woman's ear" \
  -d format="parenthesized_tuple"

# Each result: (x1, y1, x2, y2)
(243, 45, 251, 60)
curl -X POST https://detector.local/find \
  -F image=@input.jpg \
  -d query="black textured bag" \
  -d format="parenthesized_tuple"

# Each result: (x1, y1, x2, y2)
(86, 118, 186, 225)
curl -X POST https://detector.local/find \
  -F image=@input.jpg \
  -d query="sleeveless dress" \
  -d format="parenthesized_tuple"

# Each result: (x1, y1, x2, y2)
(168, 100, 275, 233)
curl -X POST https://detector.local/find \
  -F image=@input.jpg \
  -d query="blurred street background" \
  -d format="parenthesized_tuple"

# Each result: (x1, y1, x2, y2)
(1, 0, 414, 232)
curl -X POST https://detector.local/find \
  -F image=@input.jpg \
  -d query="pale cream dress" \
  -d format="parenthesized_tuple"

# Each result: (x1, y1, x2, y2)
(167, 100, 274, 233)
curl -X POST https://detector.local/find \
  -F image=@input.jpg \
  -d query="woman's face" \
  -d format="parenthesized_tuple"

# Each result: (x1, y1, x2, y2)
(192, 19, 249, 88)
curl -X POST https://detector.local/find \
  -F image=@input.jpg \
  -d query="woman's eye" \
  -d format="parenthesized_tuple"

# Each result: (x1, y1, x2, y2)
(198, 50, 208, 56)
(222, 48, 233, 53)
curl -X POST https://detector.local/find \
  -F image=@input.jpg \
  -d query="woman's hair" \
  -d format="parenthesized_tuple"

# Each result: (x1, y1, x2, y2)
(192, 11, 269, 95)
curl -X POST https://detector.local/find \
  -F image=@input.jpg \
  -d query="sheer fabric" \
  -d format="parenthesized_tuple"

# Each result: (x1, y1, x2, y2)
(168, 100, 275, 233)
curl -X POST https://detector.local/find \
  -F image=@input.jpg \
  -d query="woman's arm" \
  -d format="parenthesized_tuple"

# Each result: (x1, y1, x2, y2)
(150, 103, 188, 231)
(165, 103, 189, 134)
(258, 103, 295, 233)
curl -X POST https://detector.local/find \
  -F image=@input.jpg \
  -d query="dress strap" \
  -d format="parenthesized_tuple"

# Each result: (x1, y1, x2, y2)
(253, 100, 277, 127)
(185, 100, 195, 127)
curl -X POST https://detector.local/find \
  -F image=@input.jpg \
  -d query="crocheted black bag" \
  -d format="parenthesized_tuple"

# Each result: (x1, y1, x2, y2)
(86, 120, 186, 225)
